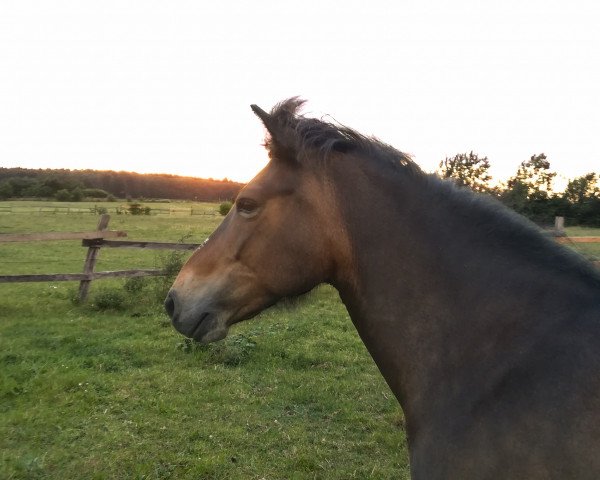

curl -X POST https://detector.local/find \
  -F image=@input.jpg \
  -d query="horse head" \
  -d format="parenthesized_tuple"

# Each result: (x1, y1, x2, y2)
(164, 98, 350, 343)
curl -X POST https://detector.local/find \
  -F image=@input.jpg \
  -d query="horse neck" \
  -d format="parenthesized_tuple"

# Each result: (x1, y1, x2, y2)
(326, 155, 598, 435)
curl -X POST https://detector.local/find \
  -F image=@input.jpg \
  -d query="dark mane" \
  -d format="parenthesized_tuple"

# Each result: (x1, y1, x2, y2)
(427, 175, 600, 289)
(268, 98, 600, 289)
(266, 97, 421, 175)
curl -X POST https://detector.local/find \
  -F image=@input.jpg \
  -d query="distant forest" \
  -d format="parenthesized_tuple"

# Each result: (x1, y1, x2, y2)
(2, 155, 599, 227)
(0, 168, 243, 202)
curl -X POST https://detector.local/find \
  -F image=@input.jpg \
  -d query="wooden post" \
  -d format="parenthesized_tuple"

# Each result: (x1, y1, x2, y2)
(78, 214, 110, 302)
(555, 216, 565, 236)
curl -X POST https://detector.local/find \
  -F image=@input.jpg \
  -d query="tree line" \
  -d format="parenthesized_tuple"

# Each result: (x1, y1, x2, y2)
(1, 158, 599, 226)
(438, 152, 600, 226)
(0, 168, 243, 203)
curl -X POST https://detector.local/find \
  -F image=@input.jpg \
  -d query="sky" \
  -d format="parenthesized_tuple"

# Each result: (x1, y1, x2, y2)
(0, 0, 599, 188)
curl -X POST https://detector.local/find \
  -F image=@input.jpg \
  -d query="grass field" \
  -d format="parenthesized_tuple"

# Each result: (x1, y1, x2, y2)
(1, 201, 599, 480)
(0, 201, 408, 480)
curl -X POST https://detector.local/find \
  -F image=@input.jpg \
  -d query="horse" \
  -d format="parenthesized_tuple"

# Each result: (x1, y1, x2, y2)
(164, 98, 600, 479)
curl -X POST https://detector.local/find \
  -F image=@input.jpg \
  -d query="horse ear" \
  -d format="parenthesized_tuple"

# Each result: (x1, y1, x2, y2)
(251, 100, 302, 163)
(250, 104, 278, 137)
(251, 103, 296, 162)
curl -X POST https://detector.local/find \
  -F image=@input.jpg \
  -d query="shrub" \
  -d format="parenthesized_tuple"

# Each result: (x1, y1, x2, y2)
(70, 187, 84, 202)
(0, 182, 13, 199)
(92, 288, 126, 311)
(90, 205, 108, 215)
(83, 188, 109, 198)
(127, 203, 151, 215)
(219, 201, 233, 216)
(55, 189, 71, 201)
(123, 276, 146, 294)
(128, 202, 143, 215)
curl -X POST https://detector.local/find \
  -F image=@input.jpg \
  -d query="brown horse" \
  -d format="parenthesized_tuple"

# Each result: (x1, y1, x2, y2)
(165, 98, 600, 479)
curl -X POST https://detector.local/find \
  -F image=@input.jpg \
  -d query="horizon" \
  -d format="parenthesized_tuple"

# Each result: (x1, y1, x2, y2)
(1, 1, 599, 186)
(0, 157, 591, 195)
(0, 165, 243, 184)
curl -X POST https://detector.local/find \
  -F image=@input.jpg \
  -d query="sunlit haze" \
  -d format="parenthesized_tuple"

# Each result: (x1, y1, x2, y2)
(1, 1, 599, 187)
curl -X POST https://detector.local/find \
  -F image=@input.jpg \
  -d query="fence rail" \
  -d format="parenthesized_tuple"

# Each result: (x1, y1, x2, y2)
(82, 239, 200, 250)
(555, 237, 600, 244)
(0, 230, 126, 243)
(0, 214, 200, 301)
(0, 205, 218, 216)
(0, 270, 164, 283)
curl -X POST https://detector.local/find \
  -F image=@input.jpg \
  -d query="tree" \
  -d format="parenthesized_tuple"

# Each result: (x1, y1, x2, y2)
(6, 177, 37, 197)
(563, 173, 600, 226)
(507, 153, 556, 201)
(500, 154, 561, 224)
(0, 181, 14, 199)
(437, 151, 493, 194)
(564, 173, 599, 205)
(70, 187, 84, 202)
(55, 189, 71, 201)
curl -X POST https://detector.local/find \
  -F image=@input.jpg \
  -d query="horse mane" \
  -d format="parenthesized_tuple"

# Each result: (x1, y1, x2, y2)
(263, 97, 421, 176)
(431, 176, 600, 289)
(259, 98, 600, 290)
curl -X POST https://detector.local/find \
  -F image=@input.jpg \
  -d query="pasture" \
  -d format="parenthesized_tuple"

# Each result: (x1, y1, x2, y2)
(1, 201, 599, 479)
(0, 201, 407, 479)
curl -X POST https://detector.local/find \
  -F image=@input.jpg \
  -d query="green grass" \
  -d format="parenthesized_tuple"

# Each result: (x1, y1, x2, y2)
(562, 225, 600, 260)
(0, 201, 408, 480)
(1, 201, 598, 479)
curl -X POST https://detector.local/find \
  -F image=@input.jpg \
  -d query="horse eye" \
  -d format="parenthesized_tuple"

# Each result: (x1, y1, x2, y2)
(236, 198, 259, 217)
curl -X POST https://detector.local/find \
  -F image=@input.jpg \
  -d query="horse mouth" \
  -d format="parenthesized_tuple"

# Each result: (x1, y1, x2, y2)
(190, 312, 211, 341)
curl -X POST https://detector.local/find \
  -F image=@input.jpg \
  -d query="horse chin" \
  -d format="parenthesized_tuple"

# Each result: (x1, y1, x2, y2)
(173, 294, 278, 344)
(194, 326, 229, 344)
(189, 312, 230, 344)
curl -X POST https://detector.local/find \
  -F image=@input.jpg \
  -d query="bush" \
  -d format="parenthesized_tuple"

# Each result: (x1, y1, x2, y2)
(70, 187, 84, 202)
(91, 288, 126, 311)
(83, 188, 109, 198)
(128, 202, 143, 215)
(55, 189, 71, 201)
(123, 276, 146, 294)
(219, 201, 233, 216)
(0, 181, 13, 199)
(90, 205, 108, 215)
(152, 251, 186, 300)
(128, 203, 151, 215)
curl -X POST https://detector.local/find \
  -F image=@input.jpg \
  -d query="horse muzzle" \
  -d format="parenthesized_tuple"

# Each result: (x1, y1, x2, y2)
(164, 289, 229, 343)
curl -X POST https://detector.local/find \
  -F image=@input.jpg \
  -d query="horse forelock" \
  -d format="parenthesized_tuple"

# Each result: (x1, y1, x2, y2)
(259, 97, 420, 176)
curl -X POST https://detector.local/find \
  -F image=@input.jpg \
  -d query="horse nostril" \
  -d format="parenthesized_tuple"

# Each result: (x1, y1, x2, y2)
(164, 291, 177, 320)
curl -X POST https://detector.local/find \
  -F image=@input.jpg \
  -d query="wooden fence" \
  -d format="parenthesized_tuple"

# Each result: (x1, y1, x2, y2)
(553, 216, 600, 266)
(0, 205, 218, 216)
(1, 216, 598, 302)
(0, 215, 200, 302)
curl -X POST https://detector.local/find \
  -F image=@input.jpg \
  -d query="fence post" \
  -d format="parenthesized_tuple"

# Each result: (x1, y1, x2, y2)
(555, 216, 565, 236)
(78, 214, 110, 302)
